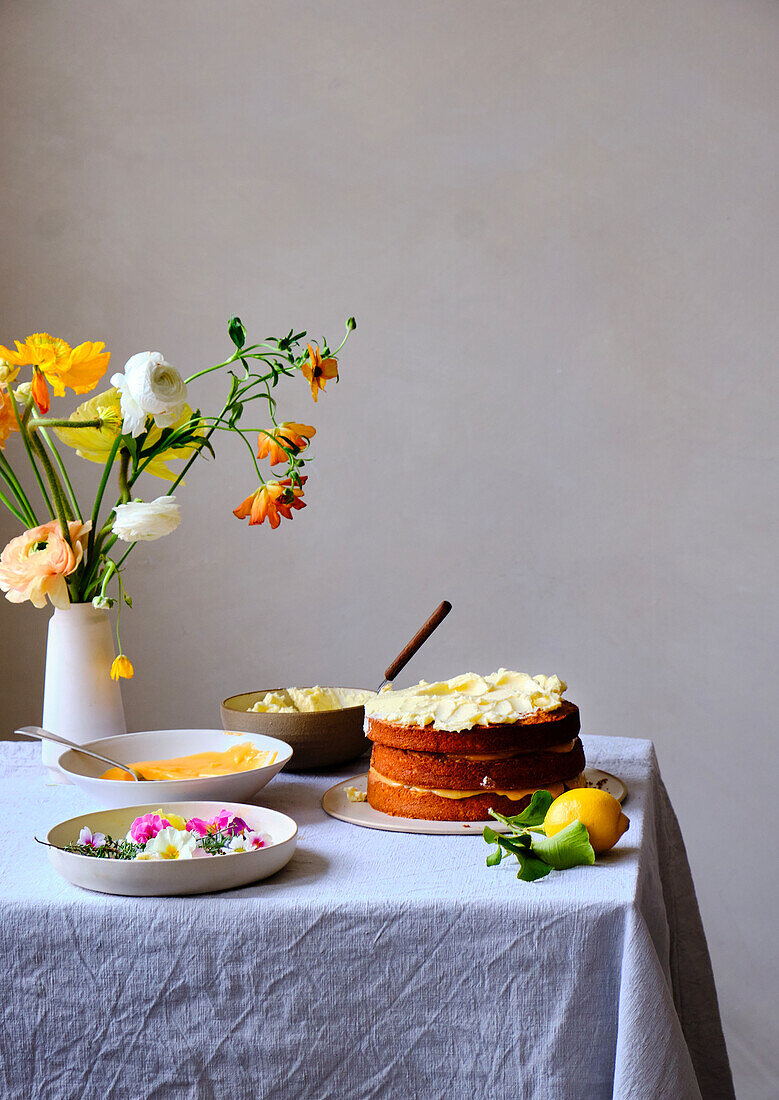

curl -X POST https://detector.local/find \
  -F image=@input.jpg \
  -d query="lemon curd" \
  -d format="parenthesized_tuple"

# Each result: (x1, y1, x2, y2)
(101, 742, 276, 782)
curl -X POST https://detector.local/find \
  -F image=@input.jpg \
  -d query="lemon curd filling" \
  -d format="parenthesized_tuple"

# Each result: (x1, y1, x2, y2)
(368, 767, 577, 801)
(101, 742, 276, 782)
(451, 741, 576, 762)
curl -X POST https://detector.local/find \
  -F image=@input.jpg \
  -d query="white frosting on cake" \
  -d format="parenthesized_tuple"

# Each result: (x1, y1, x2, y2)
(364, 670, 567, 732)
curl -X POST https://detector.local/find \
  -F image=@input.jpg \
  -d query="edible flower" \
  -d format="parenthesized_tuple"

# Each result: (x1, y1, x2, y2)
(143, 826, 198, 860)
(152, 808, 187, 831)
(301, 343, 338, 402)
(210, 810, 251, 836)
(256, 422, 316, 466)
(232, 476, 306, 529)
(0, 519, 92, 609)
(227, 830, 267, 852)
(78, 826, 106, 849)
(129, 812, 170, 845)
(110, 654, 134, 681)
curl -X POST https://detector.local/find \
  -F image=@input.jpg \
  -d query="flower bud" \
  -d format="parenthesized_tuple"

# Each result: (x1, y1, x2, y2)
(0, 360, 19, 384)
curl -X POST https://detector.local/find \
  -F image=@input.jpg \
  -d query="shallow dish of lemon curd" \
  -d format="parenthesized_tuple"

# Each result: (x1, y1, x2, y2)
(57, 729, 293, 809)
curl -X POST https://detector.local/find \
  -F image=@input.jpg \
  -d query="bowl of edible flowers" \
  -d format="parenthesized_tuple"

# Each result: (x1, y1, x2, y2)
(42, 801, 298, 895)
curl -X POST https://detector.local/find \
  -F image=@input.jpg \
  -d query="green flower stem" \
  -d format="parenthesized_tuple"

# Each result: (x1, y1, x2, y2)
(88, 435, 122, 554)
(0, 451, 38, 525)
(158, 384, 239, 499)
(118, 448, 130, 503)
(184, 352, 241, 385)
(37, 428, 83, 521)
(0, 483, 27, 523)
(112, 542, 134, 571)
(28, 430, 75, 538)
(29, 418, 103, 430)
(98, 559, 117, 599)
(10, 396, 55, 516)
(229, 428, 265, 484)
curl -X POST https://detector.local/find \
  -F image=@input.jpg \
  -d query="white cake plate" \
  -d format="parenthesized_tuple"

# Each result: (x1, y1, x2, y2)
(321, 768, 627, 836)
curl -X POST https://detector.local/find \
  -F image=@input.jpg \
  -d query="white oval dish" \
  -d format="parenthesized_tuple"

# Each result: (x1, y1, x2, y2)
(45, 800, 298, 896)
(57, 729, 293, 808)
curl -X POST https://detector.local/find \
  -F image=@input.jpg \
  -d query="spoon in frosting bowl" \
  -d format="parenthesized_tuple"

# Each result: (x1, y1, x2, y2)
(15, 726, 145, 782)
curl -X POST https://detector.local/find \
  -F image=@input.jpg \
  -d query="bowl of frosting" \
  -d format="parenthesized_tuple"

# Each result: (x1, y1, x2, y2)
(221, 686, 376, 770)
(57, 728, 293, 808)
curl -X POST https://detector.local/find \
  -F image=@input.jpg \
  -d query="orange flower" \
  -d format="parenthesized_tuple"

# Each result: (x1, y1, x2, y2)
(0, 386, 18, 449)
(0, 519, 91, 609)
(0, 334, 110, 400)
(301, 343, 338, 402)
(31, 368, 50, 414)
(233, 476, 307, 528)
(256, 422, 316, 466)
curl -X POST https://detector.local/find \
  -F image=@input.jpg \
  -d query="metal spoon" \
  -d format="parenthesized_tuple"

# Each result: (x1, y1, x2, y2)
(15, 725, 145, 782)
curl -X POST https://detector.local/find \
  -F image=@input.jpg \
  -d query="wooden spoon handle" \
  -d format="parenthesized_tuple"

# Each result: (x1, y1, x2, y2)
(383, 600, 452, 685)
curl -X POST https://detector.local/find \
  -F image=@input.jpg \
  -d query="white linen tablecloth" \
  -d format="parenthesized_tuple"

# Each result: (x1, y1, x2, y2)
(0, 735, 733, 1100)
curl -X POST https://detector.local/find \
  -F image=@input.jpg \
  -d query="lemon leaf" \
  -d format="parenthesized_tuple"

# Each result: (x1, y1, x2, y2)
(530, 820, 595, 870)
(516, 854, 553, 882)
(488, 790, 554, 830)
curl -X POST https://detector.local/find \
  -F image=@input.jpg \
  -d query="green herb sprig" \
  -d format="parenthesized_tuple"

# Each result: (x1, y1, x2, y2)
(483, 790, 595, 882)
(197, 831, 234, 855)
(63, 835, 141, 860)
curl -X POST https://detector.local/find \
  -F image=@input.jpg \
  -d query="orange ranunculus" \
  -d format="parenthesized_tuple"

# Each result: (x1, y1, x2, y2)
(0, 518, 92, 609)
(233, 476, 307, 529)
(256, 422, 316, 466)
(0, 386, 18, 448)
(300, 343, 338, 403)
(0, 333, 110, 401)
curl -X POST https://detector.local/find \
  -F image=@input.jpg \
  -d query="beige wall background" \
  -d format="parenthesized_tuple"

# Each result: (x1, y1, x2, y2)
(1, 2, 776, 1094)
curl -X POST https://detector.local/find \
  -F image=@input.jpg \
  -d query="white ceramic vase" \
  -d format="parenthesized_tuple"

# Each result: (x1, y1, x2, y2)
(41, 603, 127, 777)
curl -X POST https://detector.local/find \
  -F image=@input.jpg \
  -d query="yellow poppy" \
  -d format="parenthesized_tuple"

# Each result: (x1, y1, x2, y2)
(0, 333, 109, 399)
(54, 388, 200, 482)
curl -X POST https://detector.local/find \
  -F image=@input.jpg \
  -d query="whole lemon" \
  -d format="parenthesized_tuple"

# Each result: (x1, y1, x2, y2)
(544, 789, 629, 854)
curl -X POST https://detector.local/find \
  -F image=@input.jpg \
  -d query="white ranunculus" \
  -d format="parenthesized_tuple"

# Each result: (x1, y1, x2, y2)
(111, 351, 187, 438)
(112, 496, 181, 542)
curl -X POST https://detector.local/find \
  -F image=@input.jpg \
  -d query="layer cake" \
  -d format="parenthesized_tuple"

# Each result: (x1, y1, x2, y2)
(365, 670, 586, 821)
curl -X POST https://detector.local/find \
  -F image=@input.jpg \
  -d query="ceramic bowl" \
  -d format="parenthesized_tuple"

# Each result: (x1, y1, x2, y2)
(57, 728, 293, 809)
(221, 688, 373, 770)
(46, 800, 297, 896)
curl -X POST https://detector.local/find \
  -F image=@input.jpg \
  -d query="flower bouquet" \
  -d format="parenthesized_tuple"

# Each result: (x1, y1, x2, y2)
(0, 316, 355, 680)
